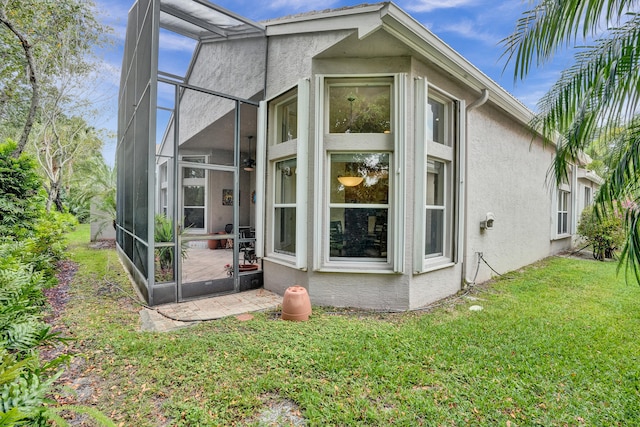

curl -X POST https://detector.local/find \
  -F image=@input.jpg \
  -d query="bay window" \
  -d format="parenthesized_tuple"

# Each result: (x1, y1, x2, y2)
(265, 79, 309, 268)
(414, 78, 461, 272)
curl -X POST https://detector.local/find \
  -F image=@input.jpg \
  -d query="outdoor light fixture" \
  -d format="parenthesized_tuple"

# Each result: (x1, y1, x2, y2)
(243, 135, 255, 171)
(337, 176, 364, 187)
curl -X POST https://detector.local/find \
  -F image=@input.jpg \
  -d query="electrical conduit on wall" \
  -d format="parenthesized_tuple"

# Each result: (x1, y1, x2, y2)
(463, 88, 489, 287)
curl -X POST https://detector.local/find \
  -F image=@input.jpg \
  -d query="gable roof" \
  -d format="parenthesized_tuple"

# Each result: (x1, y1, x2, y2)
(263, 2, 534, 125)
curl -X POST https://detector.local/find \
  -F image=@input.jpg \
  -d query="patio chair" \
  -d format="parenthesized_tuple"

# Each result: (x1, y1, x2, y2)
(239, 228, 256, 264)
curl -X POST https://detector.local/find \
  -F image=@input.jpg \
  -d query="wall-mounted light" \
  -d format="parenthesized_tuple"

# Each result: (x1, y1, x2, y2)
(243, 135, 255, 171)
(480, 212, 495, 230)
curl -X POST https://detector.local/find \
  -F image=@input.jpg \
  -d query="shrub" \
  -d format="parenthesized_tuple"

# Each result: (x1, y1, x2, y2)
(0, 140, 46, 240)
(577, 205, 625, 260)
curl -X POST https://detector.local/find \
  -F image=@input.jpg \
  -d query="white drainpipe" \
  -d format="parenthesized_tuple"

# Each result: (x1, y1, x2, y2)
(463, 88, 489, 287)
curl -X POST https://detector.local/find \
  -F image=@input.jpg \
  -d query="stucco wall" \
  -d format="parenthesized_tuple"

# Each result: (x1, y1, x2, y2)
(178, 37, 267, 143)
(465, 103, 559, 283)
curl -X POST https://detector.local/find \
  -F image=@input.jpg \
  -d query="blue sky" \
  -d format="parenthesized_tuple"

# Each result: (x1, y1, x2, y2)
(93, 0, 568, 164)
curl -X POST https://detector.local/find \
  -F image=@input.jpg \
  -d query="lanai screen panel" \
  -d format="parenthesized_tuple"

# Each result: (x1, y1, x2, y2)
(117, 0, 157, 294)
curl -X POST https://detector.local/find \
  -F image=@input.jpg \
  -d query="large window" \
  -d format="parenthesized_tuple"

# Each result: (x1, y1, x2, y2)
(328, 153, 389, 259)
(320, 76, 397, 269)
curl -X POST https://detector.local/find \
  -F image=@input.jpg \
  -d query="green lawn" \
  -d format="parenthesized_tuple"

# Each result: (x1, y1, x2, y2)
(60, 224, 640, 426)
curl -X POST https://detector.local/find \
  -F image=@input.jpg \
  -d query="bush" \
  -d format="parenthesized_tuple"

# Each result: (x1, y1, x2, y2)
(0, 140, 46, 240)
(577, 205, 625, 260)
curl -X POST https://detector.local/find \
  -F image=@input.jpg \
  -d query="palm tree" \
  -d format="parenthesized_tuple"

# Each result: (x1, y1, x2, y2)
(502, 0, 640, 279)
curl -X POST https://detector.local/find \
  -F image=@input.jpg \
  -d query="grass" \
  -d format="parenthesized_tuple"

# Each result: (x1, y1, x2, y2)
(60, 224, 640, 426)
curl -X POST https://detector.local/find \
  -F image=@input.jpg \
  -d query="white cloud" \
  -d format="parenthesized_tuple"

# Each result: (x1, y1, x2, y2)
(267, 0, 340, 11)
(405, 0, 478, 13)
(159, 31, 197, 52)
(435, 19, 499, 45)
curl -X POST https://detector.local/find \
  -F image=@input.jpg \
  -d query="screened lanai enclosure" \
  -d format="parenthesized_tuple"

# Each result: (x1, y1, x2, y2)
(116, 0, 266, 305)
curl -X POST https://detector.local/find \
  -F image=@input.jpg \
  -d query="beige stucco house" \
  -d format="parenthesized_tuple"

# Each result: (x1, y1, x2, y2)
(117, 0, 599, 308)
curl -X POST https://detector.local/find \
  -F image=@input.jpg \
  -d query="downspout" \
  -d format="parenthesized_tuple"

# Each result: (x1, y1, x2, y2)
(462, 88, 489, 287)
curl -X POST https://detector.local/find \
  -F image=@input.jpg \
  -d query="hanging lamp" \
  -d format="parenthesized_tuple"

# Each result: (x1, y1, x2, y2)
(243, 135, 255, 171)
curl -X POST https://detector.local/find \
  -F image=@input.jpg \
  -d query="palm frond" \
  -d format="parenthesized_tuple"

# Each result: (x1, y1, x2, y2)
(502, 0, 637, 79)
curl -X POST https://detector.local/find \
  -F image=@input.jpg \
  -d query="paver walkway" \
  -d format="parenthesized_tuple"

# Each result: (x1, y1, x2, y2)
(139, 288, 282, 332)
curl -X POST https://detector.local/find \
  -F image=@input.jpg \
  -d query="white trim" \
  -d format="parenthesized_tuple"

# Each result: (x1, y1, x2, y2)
(393, 73, 406, 273)
(295, 78, 310, 269)
(413, 77, 427, 273)
(456, 99, 466, 264)
(313, 75, 325, 271)
(255, 100, 267, 258)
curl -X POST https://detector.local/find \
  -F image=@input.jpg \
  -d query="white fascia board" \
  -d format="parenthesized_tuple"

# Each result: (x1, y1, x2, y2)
(379, 4, 534, 127)
(577, 168, 604, 185)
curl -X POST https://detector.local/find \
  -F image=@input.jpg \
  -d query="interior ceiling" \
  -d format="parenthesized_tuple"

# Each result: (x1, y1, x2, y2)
(179, 93, 261, 153)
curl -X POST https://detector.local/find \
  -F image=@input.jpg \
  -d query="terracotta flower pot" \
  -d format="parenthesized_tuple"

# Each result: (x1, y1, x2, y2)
(281, 286, 311, 321)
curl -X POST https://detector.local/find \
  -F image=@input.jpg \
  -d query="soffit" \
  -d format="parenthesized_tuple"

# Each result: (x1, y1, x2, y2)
(159, 0, 265, 41)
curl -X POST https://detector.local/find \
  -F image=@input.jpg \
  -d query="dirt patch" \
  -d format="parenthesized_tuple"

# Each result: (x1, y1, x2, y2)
(248, 393, 307, 426)
(88, 239, 116, 250)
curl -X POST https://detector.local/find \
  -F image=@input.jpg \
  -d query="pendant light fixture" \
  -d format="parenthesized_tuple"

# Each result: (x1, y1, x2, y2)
(243, 135, 255, 171)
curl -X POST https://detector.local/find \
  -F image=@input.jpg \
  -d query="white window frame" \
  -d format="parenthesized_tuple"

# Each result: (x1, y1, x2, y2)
(314, 73, 406, 273)
(557, 189, 570, 235)
(413, 78, 464, 273)
(584, 186, 592, 209)
(180, 155, 208, 234)
(262, 79, 309, 269)
(552, 166, 575, 240)
(272, 157, 297, 257)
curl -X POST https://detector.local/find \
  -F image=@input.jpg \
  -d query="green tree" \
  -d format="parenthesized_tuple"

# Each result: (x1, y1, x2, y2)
(0, 0, 108, 156)
(67, 152, 116, 225)
(502, 0, 640, 280)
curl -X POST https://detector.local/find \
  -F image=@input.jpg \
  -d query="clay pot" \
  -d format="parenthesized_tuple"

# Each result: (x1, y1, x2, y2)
(208, 239, 219, 250)
(281, 286, 312, 321)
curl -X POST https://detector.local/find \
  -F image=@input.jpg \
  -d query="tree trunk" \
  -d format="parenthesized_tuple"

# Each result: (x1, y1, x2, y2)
(46, 180, 59, 213)
(0, 13, 39, 157)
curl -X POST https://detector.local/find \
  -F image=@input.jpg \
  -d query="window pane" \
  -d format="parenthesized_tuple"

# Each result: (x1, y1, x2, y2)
(182, 157, 206, 178)
(426, 160, 445, 206)
(329, 84, 391, 133)
(274, 207, 296, 255)
(279, 99, 297, 143)
(428, 98, 446, 145)
(275, 159, 297, 204)
(426, 208, 444, 256)
(184, 207, 204, 229)
(329, 208, 387, 258)
(184, 186, 205, 206)
(330, 153, 389, 204)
